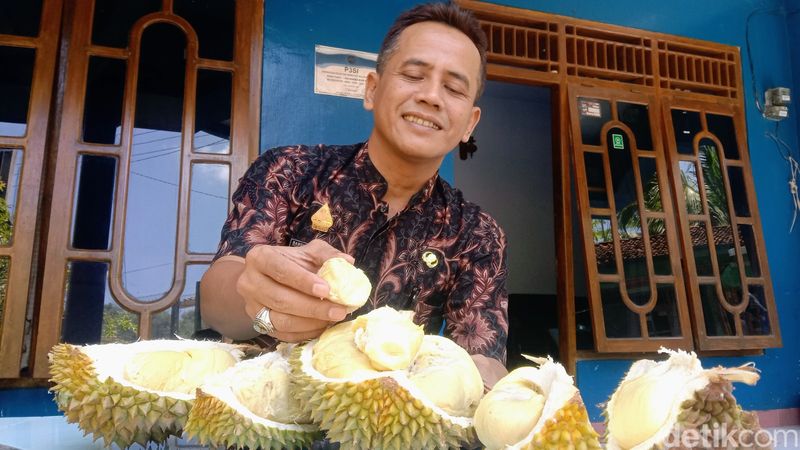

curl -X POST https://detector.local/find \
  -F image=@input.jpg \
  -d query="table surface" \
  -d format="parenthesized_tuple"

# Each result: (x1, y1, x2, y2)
(2, 416, 799, 449)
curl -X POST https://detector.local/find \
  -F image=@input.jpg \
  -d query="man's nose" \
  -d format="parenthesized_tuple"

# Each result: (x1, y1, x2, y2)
(414, 79, 442, 109)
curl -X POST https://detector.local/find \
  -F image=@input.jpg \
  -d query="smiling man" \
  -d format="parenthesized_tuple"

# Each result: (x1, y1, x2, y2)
(201, 2, 509, 387)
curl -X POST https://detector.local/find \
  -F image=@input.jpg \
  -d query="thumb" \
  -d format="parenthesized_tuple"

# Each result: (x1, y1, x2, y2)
(303, 239, 355, 266)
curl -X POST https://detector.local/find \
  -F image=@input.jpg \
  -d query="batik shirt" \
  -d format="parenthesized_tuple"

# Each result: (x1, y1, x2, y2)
(215, 142, 509, 363)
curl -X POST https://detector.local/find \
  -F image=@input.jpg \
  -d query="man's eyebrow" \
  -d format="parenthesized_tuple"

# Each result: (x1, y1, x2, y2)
(400, 58, 471, 88)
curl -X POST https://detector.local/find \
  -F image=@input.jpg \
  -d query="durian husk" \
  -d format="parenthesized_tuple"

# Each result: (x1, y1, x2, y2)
(605, 348, 770, 450)
(185, 345, 321, 449)
(48, 339, 242, 448)
(290, 333, 478, 449)
(474, 355, 602, 450)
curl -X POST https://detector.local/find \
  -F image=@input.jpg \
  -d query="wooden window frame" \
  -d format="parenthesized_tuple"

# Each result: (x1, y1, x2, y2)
(0, 0, 63, 378)
(456, 0, 781, 373)
(29, 0, 263, 379)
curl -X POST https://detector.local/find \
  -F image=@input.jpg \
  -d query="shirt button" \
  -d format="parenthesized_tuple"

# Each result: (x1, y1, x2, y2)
(379, 204, 389, 213)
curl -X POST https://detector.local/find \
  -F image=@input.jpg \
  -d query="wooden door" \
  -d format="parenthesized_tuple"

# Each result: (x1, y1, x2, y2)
(31, 0, 262, 378)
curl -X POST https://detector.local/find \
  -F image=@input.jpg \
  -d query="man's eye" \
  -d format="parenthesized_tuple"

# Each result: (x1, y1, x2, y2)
(445, 85, 466, 96)
(402, 73, 423, 81)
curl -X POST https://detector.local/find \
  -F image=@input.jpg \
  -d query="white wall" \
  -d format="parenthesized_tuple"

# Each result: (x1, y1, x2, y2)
(454, 81, 555, 294)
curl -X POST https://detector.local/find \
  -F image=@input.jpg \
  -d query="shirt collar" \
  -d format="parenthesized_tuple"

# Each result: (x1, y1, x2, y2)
(354, 142, 439, 209)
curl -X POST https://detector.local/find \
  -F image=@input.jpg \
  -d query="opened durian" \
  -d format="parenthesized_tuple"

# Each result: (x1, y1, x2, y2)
(291, 306, 484, 449)
(317, 257, 371, 312)
(473, 355, 601, 450)
(185, 344, 320, 449)
(48, 339, 242, 448)
(605, 348, 768, 450)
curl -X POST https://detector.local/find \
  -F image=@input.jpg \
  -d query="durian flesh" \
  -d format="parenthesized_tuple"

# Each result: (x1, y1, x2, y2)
(473, 356, 601, 450)
(317, 257, 371, 312)
(184, 344, 320, 450)
(606, 348, 765, 450)
(292, 306, 484, 449)
(48, 339, 242, 448)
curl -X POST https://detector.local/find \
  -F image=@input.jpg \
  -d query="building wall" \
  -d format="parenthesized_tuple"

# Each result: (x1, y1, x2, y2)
(261, 0, 800, 421)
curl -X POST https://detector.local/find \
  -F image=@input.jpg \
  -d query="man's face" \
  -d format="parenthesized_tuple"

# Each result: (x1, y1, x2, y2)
(364, 21, 482, 163)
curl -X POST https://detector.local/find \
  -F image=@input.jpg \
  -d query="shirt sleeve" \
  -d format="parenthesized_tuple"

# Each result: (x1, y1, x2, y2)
(214, 148, 297, 260)
(443, 213, 509, 365)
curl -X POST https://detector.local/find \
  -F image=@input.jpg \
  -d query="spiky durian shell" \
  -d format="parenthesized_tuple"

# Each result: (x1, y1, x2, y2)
(184, 349, 321, 449)
(522, 394, 601, 450)
(290, 342, 475, 450)
(605, 349, 768, 450)
(48, 340, 241, 448)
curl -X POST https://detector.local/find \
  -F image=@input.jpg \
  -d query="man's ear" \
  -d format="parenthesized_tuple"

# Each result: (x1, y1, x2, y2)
(462, 106, 481, 142)
(363, 71, 379, 111)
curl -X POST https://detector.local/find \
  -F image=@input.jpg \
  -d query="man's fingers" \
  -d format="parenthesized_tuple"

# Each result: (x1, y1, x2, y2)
(238, 269, 347, 322)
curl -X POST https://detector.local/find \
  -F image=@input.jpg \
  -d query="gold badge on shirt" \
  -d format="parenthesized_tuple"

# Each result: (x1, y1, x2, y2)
(421, 250, 439, 268)
(311, 203, 333, 232)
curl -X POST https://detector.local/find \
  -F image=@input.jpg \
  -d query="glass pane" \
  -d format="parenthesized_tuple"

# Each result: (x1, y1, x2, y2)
(0, 1, 43, 37)
(0, 257, 10, 346)
(584, 152, 608, 209)
(592, 215, 615, 274)
(189, 164, 229, 252)
(194, 70, 231, 154)
(646, 284, 681, 337)
(648, 218, 671, 276)
(0, 149, 22, 246)
(738, 224, 761, 277)
(699, 283, 735, 337)
(62, 261, 139, 344)
(152, 264, 209, 339)
(727, 166, 750, 217)
(82, 57, 126, 145)
(578, 97, 611, 146)
(122, 23, 186, 302)
(706, 113, 740, 160)
(174, 0, 235, 61)
(679, 160, 702, 214)
(699, 139, 731, 226)
(0, 46, 35, 137)
(71, 155, 116, 250)
(91, 0, 161, 48)
(639, 157, 661, 211)
(742, 285, 771, 336)
(617, 102, 653, 150)
(671, 109, 702, 155)
(690, 220, 713, 276)
(601, 282, 641, 338)
(608, 128, 651, 305)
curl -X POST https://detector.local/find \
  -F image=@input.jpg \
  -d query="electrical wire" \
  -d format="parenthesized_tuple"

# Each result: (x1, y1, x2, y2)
(765, 122, 800, 232)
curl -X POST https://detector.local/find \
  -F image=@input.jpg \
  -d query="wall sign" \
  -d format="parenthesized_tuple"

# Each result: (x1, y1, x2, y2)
(314, 45, 377, 99)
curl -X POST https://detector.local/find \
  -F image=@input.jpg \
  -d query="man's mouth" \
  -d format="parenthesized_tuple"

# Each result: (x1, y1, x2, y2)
(402, 114, 441, 130)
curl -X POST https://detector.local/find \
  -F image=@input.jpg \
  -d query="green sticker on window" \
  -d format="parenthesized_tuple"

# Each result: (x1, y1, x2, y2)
(612, 133, 625, 149)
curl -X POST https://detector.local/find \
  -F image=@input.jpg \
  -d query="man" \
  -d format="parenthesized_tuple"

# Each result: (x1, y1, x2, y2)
(200, 2, 508, 387)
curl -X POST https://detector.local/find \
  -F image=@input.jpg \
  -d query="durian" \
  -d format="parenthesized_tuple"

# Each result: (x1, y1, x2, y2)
(185, 344, 320, 449)
(317, 257, 371, 312)
(605, 348, 769, 450)
(48, 339, 242, 448)
(473, 355, 601, 450)
(291, 306, 484, 449)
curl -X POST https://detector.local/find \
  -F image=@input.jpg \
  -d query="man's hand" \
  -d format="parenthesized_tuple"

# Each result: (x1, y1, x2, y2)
(238, 240, 355, 342)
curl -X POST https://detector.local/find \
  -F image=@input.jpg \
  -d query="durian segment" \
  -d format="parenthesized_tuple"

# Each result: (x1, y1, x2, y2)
(408, 335, 484, 417)
(353, 307, 424, 371)
(185, 345, 320, 449)
(473, 356, 601, 450)
(48, 340, 242, 448)
(605, 348, 763, 450)
(317, 257, 371, 312)
(292, 342, 476, 450)
(312, 319, 381, 378)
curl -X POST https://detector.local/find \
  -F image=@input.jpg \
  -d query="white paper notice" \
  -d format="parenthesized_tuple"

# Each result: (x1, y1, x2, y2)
(314, 45, 378, 99)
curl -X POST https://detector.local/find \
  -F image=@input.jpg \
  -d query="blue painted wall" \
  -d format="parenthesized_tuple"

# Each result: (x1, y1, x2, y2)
(260, 0, 800, 422)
